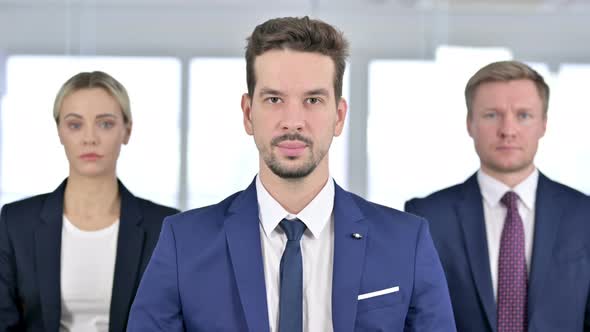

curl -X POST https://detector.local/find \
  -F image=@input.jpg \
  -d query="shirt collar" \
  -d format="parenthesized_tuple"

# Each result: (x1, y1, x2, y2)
(256, 175, 334, 239)
(477, 168, 538, 210)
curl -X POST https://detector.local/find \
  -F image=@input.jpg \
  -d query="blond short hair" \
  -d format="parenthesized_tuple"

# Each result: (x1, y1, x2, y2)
(465, 60, 549, 117)
(53, 71, 131, 124)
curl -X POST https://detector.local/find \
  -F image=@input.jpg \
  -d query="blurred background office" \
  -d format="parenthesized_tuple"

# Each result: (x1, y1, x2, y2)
(0, 0, 589, 211)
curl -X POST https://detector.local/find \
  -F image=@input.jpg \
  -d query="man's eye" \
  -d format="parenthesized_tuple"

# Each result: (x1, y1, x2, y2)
(518, 113, 531, 119)
(306, 97, 321, 104)
(267, 97, 282, 104)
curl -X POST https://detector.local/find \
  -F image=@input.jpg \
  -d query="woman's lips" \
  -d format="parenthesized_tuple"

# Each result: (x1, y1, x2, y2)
(79, 153, 103, 161)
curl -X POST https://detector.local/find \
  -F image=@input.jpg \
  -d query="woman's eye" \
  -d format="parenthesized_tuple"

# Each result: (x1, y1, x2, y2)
(99, 121, 115, 129)
(67, 122, 81, 130)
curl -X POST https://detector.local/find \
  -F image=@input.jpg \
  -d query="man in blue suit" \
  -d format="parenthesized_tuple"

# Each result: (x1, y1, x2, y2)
(127, 16, 456, 332)
(406, 60, 590, 332)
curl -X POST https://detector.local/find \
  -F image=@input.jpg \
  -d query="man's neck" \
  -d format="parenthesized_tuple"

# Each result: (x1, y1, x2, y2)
(480, 164, 536, 188)
(258, 167, 329, 214)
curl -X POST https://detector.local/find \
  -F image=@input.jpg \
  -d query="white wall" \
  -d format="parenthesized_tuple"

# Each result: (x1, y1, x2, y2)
(1, 0, 589, 199)
(1, 1, 589, 61)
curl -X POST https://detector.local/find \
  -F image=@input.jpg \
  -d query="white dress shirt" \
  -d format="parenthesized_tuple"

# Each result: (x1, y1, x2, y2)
(256, 175, 334, 332)
(60, 216, 119, 332)
(477, 169, 538, 301)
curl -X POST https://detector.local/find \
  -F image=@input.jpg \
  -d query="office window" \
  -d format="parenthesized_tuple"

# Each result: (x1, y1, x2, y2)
(367, 47, 513, 210)
(535, 63, 590, 194)
(187, 58, 349, 209)
(0, 56, 181, 207)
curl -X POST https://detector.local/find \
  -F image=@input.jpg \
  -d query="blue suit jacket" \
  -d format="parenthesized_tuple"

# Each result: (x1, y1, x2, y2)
(405, 172, 590, 332)
(127, 179, 456, 332)
(0, 179, 179, 332)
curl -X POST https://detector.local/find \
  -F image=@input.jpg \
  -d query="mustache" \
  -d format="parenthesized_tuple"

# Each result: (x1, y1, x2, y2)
(271, 133, 313, 146)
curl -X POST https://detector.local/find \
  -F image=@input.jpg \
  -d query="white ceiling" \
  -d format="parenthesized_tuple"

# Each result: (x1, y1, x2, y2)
(0, 0, 586, 10)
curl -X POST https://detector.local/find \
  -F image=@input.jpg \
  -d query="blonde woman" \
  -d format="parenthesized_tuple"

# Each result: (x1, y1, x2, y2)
(0, 71, 179, 331)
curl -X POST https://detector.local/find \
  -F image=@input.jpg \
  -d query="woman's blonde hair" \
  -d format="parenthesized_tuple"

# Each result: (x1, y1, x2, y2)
(53, 71, 131, 124)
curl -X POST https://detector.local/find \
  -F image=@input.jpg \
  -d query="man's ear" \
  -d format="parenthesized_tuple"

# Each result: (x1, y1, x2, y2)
(540, 115, 547, 138)
(466, 114, 474, 138)
(334, 97, 348, 137)
(242, 93, 254, 135)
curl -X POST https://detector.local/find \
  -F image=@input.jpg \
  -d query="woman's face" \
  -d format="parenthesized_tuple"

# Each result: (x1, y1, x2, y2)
(57, 87, 131, 179)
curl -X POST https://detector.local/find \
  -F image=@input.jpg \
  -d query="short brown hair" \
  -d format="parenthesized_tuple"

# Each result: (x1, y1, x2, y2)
(465, 60, 550, 117)
(53, 71, 131, 124)
(245, 16, 349, 100)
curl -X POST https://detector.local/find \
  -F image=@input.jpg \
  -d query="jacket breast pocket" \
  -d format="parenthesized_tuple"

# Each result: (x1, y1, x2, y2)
(355, 287, 406, 331)
(357, 286, 403, 313)
(555, 246, 589, 265)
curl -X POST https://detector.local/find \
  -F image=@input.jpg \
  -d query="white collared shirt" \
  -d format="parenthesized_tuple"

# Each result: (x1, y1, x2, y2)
(477, 169, 538, 301)
(256, 175, 334, 332)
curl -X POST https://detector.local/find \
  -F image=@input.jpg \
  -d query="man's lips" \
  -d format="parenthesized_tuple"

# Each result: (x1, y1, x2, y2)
(276, 140, 307, 157)
(277, 141, 307, 149)
(496, 146, 521, 150)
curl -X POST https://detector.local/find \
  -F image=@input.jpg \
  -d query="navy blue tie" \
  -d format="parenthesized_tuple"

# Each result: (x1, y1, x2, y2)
(279, 218, 306, 332)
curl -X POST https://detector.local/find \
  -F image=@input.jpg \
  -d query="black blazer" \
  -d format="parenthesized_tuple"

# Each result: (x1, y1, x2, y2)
(405, 172, 590, 332)
(0, 179, 179, 332)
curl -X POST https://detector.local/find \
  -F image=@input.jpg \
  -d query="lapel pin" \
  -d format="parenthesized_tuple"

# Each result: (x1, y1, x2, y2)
(351, 233, 363, 239)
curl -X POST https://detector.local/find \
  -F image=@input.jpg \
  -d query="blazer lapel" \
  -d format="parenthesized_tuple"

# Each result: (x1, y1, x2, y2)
(455, 174, 496, 332)
(527, 173, 561, 322)
(36, 180, 67, 332)
(225, 180, 270, 332)
(331, 183, 367, 332)
(109, 181, 145, 332)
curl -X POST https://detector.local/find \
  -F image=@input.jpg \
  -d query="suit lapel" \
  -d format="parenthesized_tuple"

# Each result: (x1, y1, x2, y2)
(331, 183, 367, 332)
(109, 181, 145, 332)
(456, 175, 496, 332)
(527, 173, 561, 321)
(36, 180, 67, 332)
(225, 180, 270, 332)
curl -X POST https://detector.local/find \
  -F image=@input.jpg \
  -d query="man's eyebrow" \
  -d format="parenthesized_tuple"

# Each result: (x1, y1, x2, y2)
(304, 88, 330, 97)
(258, 88, 285, 97)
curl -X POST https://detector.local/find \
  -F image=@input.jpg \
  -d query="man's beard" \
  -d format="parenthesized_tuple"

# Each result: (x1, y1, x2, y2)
(264, 133, 324, 179)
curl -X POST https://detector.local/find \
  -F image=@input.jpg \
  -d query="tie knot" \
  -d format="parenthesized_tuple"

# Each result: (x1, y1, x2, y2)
(280, 218, 306, 241)
(500, 191, 519, 209)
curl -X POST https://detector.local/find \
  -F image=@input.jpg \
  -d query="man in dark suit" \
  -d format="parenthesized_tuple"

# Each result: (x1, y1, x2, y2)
(127, 16, 456, 332)
(406, 60, 590, 332)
